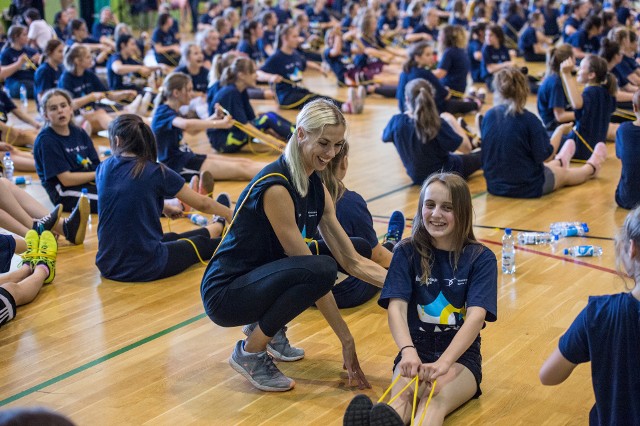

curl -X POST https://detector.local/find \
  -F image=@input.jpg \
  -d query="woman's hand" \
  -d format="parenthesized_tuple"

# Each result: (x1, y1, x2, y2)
(560, 57, 576, 74)
(342, 339, 371, 389)
(218, 114, 234, 129)
(397, 347, 422, 378)
(558, 122, 574, 134)
(0, 142, 14, 152)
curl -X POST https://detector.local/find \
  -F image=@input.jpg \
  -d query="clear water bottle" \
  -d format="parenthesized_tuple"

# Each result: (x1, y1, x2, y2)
(550, 222, 589, 237)
(517, 232, 554, 245)
(81, 188, 91, 225)
(189, 214, 209, 226)
(550, 234, 559, 253)
(13, 176, 32, 185)
(19, 84, 28, 108)
(564, 245, 603, 257)
(2, 153, 14, 181)
(502, 228, 516, 274)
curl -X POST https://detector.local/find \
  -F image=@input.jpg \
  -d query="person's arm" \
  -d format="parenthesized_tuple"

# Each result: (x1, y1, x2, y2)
(175, 184, 233, 221)
(388, 298, 422, 378)
(370, 243, 393, 268)
(539, 348, 578, 385)
(71, 92, 106, 109)
(111, 60, 152, 77)
(564, 24, 578, 37)
(256, 70, 282, 83)
(318, 187, 387, 287)
(560, 57, 583, 109)
(571, 46, 586, 59)
(172, 113, 234, 133)
(432, 68, 447, 79)
(553, 107, 575, 123)
(616, 90, 635, 102)
(57, 170, 96, 186)
(154, 43, 180, 54)
(486, 59, 515, 74)
(546, 122, 573, 160)
(11, 108, 41, 129)
(106, 90, 137, 102)
(0, 54, 27, 79)
(262, 184, 371, 389)
(419, 306, 486, 382)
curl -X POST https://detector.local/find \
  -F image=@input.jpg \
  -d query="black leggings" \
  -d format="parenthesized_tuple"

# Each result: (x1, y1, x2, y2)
(443, 98, 479, 115)
(158, 228, 221, 280)
(458, 150, 483, 179)
(206, 255, 337, 337)
(373, 85, 397, 98)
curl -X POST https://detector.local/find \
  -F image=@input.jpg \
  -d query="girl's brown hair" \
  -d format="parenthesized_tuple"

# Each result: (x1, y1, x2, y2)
(547, 43, 573, 75)
(319, 141, 349, 203)
(219, 57, 256, 86)
(440, 24, 467, 49)
(63, 44, 89, 72)
(493, 66, 529, 115)
(40, 89, 74, 125)
(108, 114, 161, 178)
(583, 54, 618, 97)
(615, 206, 640, 285)
(403, 41, 431, 73)
(153, 71, 192, 109)
(405, 78, 441, 142)
(408, 172, 478, 283)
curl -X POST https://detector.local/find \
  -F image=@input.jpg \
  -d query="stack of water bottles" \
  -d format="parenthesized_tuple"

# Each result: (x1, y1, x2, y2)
(550, 222, 602, 257)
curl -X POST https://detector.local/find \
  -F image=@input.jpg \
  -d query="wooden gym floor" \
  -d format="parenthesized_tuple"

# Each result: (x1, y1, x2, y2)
(0, 66, 631, 425)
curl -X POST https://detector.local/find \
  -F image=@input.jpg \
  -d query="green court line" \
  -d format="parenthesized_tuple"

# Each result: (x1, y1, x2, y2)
(472, 191, 487, 199)
(365, 184, 414, 203)
(0, 313, 207, 407)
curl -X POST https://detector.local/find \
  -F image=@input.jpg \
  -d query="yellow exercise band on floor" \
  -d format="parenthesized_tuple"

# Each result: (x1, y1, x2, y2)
(377, 374, 438, 426)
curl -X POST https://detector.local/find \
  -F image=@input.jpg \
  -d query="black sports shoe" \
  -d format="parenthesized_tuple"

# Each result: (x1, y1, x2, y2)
(216, 192, 232, 208)
(369, 403, 404, 426)
(344, 394, 373, 426)
(33, 204, 62, 234)
(63, 196, 89, 245)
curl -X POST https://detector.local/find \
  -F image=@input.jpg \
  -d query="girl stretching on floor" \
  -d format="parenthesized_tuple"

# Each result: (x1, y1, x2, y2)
(537, 44, 575, 132)
(343, 172, 497, 426)
(386, 79, 481, 186)
(261, 24, 364, 113)
(0, 25, 40, 99)
(208, 57, 294, 153)
(151, 72, 268, 181)
(34, 39, 64, 104)
(95, 114, 231, 283)
(0, 81, 41, 149)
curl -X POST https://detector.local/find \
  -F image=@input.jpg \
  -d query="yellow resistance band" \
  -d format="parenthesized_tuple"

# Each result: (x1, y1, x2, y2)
(378, 374, 438, 426)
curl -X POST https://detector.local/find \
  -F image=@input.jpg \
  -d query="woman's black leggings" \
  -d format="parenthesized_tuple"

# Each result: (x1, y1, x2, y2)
(206, 256, 338, 337)
(443, 98, 479, 115)
(158, 228, 221, 280)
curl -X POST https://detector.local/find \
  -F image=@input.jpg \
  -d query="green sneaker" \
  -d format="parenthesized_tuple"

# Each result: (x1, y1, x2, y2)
(20, 229, 40, 266)
(37, 230, 58, 284)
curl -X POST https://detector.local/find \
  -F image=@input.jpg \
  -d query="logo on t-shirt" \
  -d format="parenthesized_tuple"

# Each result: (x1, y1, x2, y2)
(417, 291, 466, 325)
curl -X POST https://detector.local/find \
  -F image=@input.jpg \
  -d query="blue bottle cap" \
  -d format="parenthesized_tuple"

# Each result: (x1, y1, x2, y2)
(563, 248, 569, 255)
(81, 188, 88, 194)
(505, 228, 512, 235)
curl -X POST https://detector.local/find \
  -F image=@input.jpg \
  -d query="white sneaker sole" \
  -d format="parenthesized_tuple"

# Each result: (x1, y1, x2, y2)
(228, 356, 295, 392)
(267, 345, 305, 362)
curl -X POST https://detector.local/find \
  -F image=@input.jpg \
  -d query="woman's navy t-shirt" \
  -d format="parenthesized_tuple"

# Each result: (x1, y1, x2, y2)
(567, 85, 615, 160)
(34, 62, 62, 100)
(481, 45, 510, 80)
(468, 39, 483, 82)
(396, 66, 448, 112)
(58, 69, 107, 110)
(201, 156, 325, 313)
(382, 114, 463, 185)
(481, 105, 553, 198)
(95, 156, 185, 281)
(208, 84, 255, 150)
(174, 64, 210, 93)
(260, 49, 307, 104)
(151, 104, 198, 173)
(106, 53, 144, 91)
(537, 74, 570, 128)
(237, 39, 265, 63)
(567, 29, 600, 55)
(438, 47, 470, 93)
(615, 122, 640, 209)
(0, 46, 38, 84)
(379, 242, 497, 336)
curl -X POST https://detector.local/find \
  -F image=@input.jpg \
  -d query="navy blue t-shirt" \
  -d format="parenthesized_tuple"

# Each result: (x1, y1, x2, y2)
(542, 7, 560, 36)
(260, 49, 307, 104)
(567, 85, 615, 160)
(0, 46, 38, 84)
(382, 114, 463, 185)
(503, 14, 526, 41)
(481, 45, 510, 80)
(402, 15, 422, 30)
(567, 29, 600, 54)
(438, 47, 470, 93)
(260, 30, 276, 57)
(559, 293, 640, 426)
(306, 6, 331, 24)
(354, 35, 385, 69)
(208, 84, 255, 150)
(396, 66, 448, 113)
(537, 74, 570, 128)
(518, 27, 538, 54)
(152, 28, 179, 65)
(616, 6, 631, 26)
(563, 16, 583, 39)
(335, 189, 378, 249)
(58, 69, 106, 110)
(95, 156, 185, 282)
(33, 125, 100, 203)
(151, 104, 198, 174)
(92, 22, 115, 40)
(323, 46, 352, 83)
(412, 24, 438, 40)
(201, 156, 325, 313)
(237, 39, 265, 63)
(377, 15, 398, 31)
(174, 64, 210, 93)
(273, 6, 292, 24)
(468, 39, 483, 82)
(615, 122, 640, 209)
(612, 65, 630, 89)
(481, 105, 553, 198)
(34, 62, 62, 100)
(65, 36, 100, 47)
(0, 91, 16, 124)
(107, 53, 144, 91)
(379, 242, 497, 336)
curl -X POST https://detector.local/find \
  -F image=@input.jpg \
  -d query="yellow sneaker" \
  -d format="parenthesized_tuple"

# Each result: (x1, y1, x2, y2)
(37, 230, 57, 284)
(19, 229, 39, 267)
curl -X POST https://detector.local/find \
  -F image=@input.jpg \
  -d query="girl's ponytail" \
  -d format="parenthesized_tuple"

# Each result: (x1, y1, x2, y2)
(604, 71, 618, 97)
(406, 79, 440, 143)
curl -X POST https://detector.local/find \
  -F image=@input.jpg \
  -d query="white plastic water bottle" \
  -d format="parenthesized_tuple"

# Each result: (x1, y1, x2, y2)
(517, 232, 554, 245)
(2, 153, 14, 181)
(81, 188, 91, 225)
(189, 214, 209, 226)
(550, 222, 589, 238)
(502, 228, 516, 274)
(19, 84, 28, 108)
(13, 176, 32, 185)
(564, 245, 603, 257)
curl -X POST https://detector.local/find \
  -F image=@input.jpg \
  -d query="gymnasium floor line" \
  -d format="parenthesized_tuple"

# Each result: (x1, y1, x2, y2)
(479, 238, 618, 275)
(364, 184, 414, 203)
(0, 313, 208, 407)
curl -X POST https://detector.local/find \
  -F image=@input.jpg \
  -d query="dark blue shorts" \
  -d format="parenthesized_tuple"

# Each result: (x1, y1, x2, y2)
(0, 234, 16, 274)
(393, 331, 483, 398)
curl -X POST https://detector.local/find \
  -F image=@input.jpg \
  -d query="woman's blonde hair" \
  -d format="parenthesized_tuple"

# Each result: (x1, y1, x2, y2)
(63, 44, 90, 73)
(153, 72, 191, 109)
(284, 99, 346, 197)
(615, 206, 640, 286)
(319, 141, 349, 203)
(493, 66, 529, 115)
(39, 89, 74, 126)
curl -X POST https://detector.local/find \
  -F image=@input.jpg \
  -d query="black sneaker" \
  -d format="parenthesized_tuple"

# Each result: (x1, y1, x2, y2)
(33, 204, 62, 234)
(63, 196, 89, 245)
(343, 394, 373, 426)
(383, 211, 405, 247)
(369, 403, 404, 426)
(216, 192, 232, 209)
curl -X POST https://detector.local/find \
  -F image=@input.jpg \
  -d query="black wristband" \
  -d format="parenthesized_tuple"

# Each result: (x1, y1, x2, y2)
(400, 345, 415, 353)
